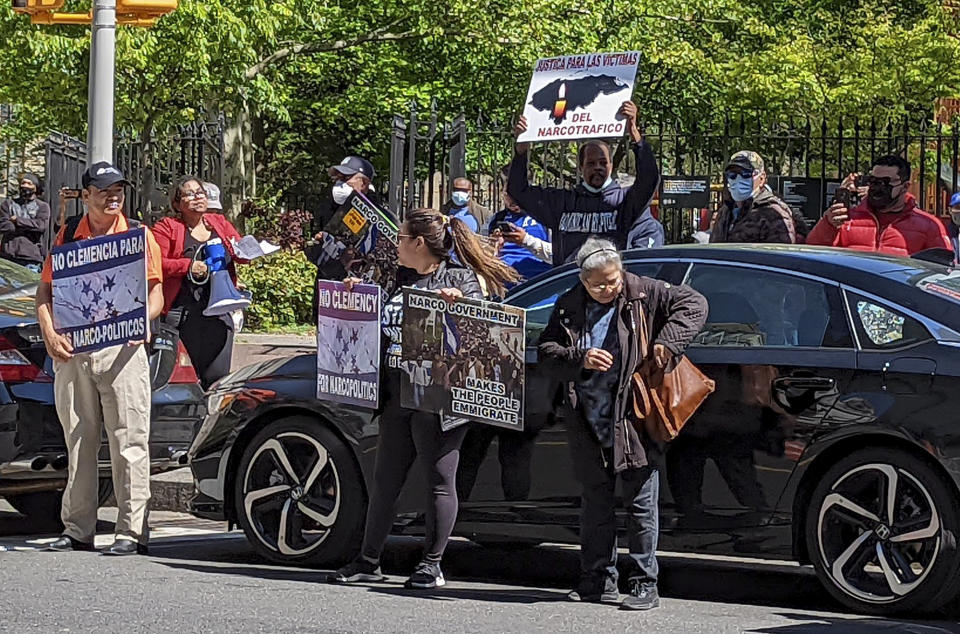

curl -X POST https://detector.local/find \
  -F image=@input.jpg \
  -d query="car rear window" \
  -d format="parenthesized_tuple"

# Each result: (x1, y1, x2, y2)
(916, 271, 960, 304)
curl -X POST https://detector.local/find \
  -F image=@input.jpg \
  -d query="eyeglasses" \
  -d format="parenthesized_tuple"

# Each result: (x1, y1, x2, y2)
(584, 275, 623, 293)
(865, 175, 904, 189)
(180, 190, 207, 201)
(724, 169, 757, 181)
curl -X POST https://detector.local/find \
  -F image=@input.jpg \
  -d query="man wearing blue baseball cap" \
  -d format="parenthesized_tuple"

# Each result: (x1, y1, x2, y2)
(948, 192, 960, 263)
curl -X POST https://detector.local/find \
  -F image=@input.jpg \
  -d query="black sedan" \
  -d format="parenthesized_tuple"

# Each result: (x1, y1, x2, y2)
(189, 244, 960, 615)
(0, 259, 205, 524)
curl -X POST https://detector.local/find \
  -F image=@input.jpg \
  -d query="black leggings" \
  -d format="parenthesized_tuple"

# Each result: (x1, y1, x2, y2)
(178, 307, 234, 390)
(360, 377, 468, 565)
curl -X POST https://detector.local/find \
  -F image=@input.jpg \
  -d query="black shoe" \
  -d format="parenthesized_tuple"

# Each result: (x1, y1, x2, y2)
(101, 539, 148, 556)
(46, 535, 94, 552)
(327, 560, 385, 584)
(566, 577, 619, 603)
(621, 580, 659, 611)
(404, 561, 445, 589)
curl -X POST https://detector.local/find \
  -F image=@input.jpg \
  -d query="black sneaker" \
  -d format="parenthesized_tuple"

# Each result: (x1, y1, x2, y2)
(621, 580, 659, 611)
(566, 576, 619, 603)
(327, 560, 385, 584)
(404, 561, 445, 589)
(46, 535, 95, 552)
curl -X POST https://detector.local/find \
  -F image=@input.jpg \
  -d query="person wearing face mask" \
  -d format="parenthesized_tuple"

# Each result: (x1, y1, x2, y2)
(807, 155, 951, 257)
(538, 237, 707, 610)
(440, 178, 492, 234)
(507, 101, 661, 265)
(36, 162, 164, 557)
(710, 151, 795, 244)
(0, 173, 51, 272)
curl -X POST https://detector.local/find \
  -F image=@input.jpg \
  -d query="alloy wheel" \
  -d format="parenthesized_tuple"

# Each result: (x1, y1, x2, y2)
(242, 431, 341, 556)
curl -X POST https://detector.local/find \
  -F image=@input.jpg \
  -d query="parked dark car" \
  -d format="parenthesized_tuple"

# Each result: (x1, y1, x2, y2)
(189, 244, 960, 615)
(0, 259, 206, 525)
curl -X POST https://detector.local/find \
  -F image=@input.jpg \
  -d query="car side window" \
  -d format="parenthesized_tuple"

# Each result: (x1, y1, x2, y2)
(685, 264, 852, 348)
(848, 293, 931, 349)
(514, 263, 662, 345)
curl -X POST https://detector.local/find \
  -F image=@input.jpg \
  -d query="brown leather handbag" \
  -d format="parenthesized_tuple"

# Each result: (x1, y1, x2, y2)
(630, 306, 715, 444)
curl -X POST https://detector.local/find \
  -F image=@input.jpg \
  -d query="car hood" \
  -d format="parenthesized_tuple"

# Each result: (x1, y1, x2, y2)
(0, 290, 38, 330)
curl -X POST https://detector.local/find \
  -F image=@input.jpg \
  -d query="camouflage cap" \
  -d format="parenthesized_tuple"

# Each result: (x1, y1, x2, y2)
(727, 150, 765, 173)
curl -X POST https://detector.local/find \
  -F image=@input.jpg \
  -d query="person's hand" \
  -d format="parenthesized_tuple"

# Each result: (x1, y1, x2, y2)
(840, 172, 860, 192)
(9, 215, 17, 224)
(190, 260, 208, 278)
(618, 101, 642, 142)
(501, 222, 527, 244)
(583, 348, 614, 372)
(343, 276, 363, 291)
(652, 343, 672, 369)
(513, 116, 530, 155)
(824, 202, 849, 229)
(313, 231, 327, 242)
(43, 329, 73, 363)
(490, 229, 505, 254)
(438, 288, 463, 303)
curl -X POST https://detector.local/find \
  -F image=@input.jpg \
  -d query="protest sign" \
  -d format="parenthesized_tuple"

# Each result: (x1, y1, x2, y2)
(316, 280, 381, 408)
(51, 228, 148, 353)
(400, 288, 525, 431)
(518, 52, 640, 143)
(317, 192, 399, 296)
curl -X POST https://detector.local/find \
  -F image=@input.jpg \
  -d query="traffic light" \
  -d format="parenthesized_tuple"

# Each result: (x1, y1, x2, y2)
(11, 0, 65, 14)
(115, 0, 177, 18)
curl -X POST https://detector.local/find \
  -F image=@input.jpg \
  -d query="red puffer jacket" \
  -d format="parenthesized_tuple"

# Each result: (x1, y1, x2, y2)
(152, 213, 248, 315)
(806, 195, 952, 257)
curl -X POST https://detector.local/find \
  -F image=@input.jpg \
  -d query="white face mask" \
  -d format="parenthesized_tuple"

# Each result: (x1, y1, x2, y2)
(582, 176, 613, 194)
(332, 181, 353, 205)
(451, 191, 470, 207)
(951, 211, 960, 225)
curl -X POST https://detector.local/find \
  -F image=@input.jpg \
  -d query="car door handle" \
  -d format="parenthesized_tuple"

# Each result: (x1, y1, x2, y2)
(773, 376, 836, 391)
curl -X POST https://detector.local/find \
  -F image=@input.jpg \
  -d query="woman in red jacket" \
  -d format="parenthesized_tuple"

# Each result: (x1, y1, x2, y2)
(153, 177, 248, 388)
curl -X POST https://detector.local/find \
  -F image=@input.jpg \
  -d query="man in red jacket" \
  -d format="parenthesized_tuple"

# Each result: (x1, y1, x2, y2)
(807, 155, 951, 257)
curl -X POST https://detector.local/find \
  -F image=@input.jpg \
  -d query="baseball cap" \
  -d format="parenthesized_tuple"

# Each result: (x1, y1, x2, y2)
(82, 161, 130, 190)
(329, 156, 375, 181)
(726, 151, 765, 174)
(950, 192, 960, 209)
(204, 182, 223, 210)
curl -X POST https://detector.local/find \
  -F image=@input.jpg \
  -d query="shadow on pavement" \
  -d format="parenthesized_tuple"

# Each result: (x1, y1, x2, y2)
(747, 613, 960, 634)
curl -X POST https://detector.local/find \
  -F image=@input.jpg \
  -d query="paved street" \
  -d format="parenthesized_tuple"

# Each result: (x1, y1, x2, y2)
(1, 503, 958, 634)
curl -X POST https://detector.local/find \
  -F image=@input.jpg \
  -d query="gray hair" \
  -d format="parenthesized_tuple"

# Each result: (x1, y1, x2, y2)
(576, 237, 622, 276)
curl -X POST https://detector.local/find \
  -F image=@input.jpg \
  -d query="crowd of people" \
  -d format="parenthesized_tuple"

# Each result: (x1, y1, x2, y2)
(14, 94, 960, 613)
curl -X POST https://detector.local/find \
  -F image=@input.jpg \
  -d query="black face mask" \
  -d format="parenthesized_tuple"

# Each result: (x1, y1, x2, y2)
(867, 183, 895, 211)
(19, 187, 35, 200)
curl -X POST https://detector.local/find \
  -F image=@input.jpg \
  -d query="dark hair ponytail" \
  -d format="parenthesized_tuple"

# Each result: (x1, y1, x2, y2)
(405, 208, 520, 297)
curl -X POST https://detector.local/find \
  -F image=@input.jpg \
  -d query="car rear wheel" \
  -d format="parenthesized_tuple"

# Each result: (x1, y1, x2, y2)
(234, 416, 365, 567)
(805, 447, 960, 614)
(6, 490, 64, 530)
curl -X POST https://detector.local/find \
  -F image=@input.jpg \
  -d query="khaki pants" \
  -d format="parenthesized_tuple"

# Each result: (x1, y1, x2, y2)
(54, 344, 151, 544)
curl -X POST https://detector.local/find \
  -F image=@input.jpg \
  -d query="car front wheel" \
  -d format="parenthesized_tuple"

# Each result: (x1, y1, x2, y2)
(234, 416, 365, 566)
(805, 447, 960, 614)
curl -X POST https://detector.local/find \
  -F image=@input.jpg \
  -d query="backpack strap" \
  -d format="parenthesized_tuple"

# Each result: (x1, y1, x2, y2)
(62, 214, 84, 244)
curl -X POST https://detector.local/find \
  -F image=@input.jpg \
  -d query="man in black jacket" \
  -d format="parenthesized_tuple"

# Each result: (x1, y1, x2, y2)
(507, 101, 661, 264)
(538, 237, 707, 610)
(0, 173, 50, 271)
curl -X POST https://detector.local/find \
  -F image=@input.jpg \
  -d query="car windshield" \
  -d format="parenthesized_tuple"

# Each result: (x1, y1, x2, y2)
(0, 258, 40, 297)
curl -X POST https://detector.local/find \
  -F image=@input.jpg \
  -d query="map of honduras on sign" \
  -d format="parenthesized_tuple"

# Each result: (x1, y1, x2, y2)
(517, 52, 640, 143)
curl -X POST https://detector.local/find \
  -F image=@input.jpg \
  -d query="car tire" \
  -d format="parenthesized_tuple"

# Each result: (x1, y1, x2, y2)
(6, 490, 64, 530)
(805, 447, 960, 615)
(234, 416, 365, 567)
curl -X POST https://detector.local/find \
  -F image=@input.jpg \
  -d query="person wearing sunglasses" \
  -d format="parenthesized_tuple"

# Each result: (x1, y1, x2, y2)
(807, 155, 951, 257)
(537, 236, 706, 611)
(710, 151, 796, 244)
(152, 176, 249, 388)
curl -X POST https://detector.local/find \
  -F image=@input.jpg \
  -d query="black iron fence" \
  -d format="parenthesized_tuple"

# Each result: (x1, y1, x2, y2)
(389, 105, 960, 243)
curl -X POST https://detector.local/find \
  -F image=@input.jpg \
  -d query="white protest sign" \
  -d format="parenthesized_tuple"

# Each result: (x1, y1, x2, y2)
(518, 52, 640, 143)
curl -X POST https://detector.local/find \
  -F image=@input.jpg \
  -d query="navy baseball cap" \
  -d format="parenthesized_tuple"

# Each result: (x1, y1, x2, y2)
(82, 162, 130, 190)
(950, 192, 960, 208)
(329, 156, 375, 181)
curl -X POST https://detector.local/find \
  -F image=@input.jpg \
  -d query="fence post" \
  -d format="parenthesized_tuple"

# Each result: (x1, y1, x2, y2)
(389, 114, 406, 218)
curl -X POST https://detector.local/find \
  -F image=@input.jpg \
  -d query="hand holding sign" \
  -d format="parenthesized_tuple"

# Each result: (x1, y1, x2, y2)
(514, 117, 530, 155)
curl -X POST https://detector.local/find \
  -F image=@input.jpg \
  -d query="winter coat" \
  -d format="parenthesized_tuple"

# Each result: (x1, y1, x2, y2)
(506, 140, 660, 264)
(806, 194, 952, 257)
(0, 197, 51, 263)
(710, 187, 796, 244)
(538, 272, 707, 472)
(626, 206, 665, 249)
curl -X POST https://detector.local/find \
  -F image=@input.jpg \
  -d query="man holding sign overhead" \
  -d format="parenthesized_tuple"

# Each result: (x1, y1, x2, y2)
(507, 52, 661, 264)
(36, 162, 164, 557)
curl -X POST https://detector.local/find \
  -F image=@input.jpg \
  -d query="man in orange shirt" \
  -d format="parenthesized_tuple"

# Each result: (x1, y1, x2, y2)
(36, 162, 164, 556)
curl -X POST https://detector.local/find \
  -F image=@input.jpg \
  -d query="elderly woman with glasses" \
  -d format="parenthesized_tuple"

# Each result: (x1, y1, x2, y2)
(538, 236, 707, 611)
(153, 177, 248, 388)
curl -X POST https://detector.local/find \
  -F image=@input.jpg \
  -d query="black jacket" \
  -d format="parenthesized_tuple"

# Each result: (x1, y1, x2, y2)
(538, 272, 707, 472)
(0, 197, 50, 263)
(394, 259, 482, 298)
(710, 187, 795, 244)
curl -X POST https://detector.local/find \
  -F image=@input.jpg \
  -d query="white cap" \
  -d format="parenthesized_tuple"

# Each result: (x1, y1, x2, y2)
(204, 182, 222, 210)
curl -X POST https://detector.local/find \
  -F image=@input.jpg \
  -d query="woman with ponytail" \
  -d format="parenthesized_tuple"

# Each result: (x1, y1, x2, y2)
(328, 208, 518, 590)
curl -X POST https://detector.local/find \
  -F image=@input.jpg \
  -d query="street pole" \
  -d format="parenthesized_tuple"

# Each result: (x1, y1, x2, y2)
(86, 0, 116, 166)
